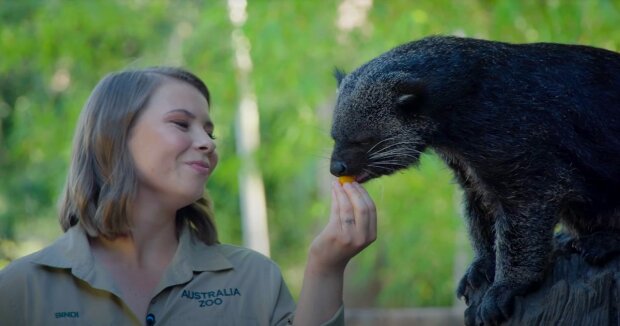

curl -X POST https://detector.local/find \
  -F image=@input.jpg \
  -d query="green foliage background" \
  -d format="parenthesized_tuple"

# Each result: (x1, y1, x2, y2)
(1, 0, 619, 308)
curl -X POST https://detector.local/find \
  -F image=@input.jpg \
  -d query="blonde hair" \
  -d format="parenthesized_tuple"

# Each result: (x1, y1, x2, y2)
(59, 67, 218, 244)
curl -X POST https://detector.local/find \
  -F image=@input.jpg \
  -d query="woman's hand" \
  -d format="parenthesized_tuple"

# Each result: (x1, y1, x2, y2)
(294, 180, 377, 325)
(309, 180, 377, 273)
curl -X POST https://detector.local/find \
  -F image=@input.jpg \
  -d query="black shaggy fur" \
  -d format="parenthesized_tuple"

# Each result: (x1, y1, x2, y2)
(329, 35, 620, 325)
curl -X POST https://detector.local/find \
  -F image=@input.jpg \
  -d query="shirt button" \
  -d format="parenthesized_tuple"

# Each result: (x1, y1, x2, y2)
(146, 313, 156, 325)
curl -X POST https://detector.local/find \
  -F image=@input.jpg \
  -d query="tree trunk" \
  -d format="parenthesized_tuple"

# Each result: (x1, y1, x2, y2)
(227, 0, 270, 257)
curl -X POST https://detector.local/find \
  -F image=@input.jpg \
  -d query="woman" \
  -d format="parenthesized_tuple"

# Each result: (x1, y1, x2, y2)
(0, 67, 377, 325)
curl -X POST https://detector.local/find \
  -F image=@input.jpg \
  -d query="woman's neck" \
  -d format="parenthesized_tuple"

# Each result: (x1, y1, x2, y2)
(94, 198, 179, 269)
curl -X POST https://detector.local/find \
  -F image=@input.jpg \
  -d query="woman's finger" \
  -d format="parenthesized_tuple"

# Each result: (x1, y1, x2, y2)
(334, 181, 355, 230)
(352, 183, 377, 238)
(329, 183, 340, 225)
(354, 182, 374, 212)
(342, 182, 371, 234)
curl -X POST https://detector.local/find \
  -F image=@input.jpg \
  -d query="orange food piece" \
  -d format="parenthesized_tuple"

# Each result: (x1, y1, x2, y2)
(338, 176, 356, 185)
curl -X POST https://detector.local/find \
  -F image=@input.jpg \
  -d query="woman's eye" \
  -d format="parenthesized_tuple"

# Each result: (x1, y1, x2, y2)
(173, 121, 189, 129)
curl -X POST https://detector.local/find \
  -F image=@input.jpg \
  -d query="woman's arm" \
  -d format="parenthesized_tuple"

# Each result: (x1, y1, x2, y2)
(294, 181, 377, 325)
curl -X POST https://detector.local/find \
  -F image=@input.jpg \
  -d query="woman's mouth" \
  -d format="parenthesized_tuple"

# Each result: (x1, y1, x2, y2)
(187, 161, 210, 174)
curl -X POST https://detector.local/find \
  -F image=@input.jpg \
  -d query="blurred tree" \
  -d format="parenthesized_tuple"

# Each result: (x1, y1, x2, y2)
(227, 0, 271, 257)
(1, 0, 619, 309)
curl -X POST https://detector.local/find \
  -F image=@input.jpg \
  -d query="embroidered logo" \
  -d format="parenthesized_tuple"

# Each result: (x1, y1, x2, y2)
(55, 311, 80, 318)
(181, 288, 241, 307)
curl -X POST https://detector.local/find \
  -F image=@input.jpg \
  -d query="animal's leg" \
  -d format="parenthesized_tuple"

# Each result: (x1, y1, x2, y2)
(572, 230, 620, 265)
(456, 191, 496, 325)
(477, 205, 556, 326)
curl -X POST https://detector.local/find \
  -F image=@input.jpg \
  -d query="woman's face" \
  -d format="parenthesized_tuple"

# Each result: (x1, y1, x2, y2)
(128, 77, 218, 208)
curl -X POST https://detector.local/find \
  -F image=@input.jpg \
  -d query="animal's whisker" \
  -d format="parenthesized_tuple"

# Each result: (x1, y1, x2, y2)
(369, 141, 419, 155)
(367, 162, 409, 170)
(369, 142, 422, 158)
(367, 136, 399, 154)
(368, 160, 410, 166)
(369, 151, 420, 160)
(362, 167, 380, 177)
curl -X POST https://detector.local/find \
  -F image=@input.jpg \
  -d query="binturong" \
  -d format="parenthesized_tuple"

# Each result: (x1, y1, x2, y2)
(329, 35, 620, 326)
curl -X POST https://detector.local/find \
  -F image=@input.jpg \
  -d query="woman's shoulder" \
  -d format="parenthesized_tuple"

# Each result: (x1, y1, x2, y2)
(0, 254, 44, 325)
(0, 231, 75, 285)
(0, 249, 49, 287)
(215, 243, 274, 262)
(214, 243, 281, 271)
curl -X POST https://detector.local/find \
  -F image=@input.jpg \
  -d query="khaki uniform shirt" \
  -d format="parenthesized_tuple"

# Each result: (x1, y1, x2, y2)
(0, 224, 344, 325)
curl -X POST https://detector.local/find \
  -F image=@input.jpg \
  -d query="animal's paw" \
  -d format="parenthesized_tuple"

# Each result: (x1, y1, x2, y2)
(457, 256, 495, 303)
(475, 282, 516, 326)
(572, 231, 620, 265)
(463, 303, 479, 326)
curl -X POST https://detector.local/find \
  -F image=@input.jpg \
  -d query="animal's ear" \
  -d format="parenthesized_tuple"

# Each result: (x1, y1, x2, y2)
(333, 67, 347, 86)
(395, 78, 425, 109)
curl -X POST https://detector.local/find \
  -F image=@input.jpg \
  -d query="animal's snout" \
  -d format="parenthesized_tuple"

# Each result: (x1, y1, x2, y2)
(330, 160, 348, 177)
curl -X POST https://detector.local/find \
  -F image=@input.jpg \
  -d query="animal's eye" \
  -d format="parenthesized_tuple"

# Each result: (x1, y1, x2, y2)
(352, 139, 373, 147)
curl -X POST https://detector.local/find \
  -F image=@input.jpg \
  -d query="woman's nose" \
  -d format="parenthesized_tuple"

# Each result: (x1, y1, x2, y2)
(195, 130, 216, 153)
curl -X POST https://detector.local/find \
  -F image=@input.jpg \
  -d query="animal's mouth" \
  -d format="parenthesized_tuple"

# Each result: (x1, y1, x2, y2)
(331, 138, 424, 183)
(332, 169, 374, 184)
(354, 171, 373, 183)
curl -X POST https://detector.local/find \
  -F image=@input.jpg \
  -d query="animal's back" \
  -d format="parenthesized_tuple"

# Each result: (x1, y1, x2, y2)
(393, 37, 620, 209)
(481, 39, 620, 196)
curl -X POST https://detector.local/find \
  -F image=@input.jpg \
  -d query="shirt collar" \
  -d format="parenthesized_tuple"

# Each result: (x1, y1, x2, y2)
(30, 224, 92, 270)
(30, 222, 233, 277)
(174, 223, 233, 273)
(153, 224, 234, 294)
(29, 222, 234, 303)
(29, 224, 110, 293)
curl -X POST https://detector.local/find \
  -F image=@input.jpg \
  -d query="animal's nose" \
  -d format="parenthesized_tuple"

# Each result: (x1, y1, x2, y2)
(330, 160, 348, 176)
